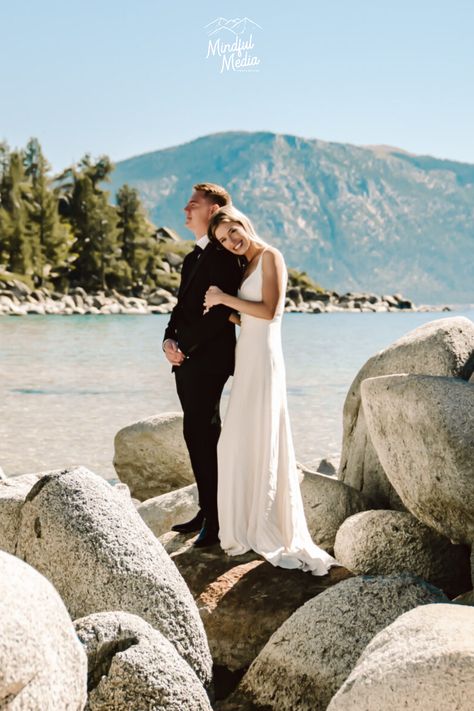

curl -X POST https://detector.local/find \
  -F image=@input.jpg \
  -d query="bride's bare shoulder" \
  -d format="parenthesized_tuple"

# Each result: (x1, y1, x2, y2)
(262, 247, 286, 269)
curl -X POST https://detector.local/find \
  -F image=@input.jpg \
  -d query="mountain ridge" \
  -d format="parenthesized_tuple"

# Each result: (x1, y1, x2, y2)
(107, 131, 474, 303)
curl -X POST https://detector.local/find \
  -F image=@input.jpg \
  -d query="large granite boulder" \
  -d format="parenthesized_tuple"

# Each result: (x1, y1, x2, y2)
(338, 317, 474, 508)
(0, 473, 41, 554)
(113, 412, 193, 500)
(226, 574, 448, 711)
(160, 531, 352, 672)
(15, 467, 212, 686)
(334, 510, 471, 598)
(74, 611, 212, 710)
(138, 484, 199, 538)
(300, 469, 374, 554)
(327, 603, 474, 710)
(361, 374, 474, 544)
(0, 550, 87, 710)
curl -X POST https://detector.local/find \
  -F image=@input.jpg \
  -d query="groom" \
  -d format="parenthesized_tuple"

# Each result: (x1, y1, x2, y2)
(162, 183, 243, 547)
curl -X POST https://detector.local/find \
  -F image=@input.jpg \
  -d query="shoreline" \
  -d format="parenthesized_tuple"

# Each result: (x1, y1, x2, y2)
(0, 279, 452, 316)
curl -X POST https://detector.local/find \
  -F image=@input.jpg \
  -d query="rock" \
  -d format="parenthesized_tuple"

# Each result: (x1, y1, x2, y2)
(334, 510, 471, 598)
(25, 302, 46, 315)
(315, 292, 330, 303)
(327, 603, 474, 711)
(287, 287, 302, 304)
(74, 611, 212, 710)
(147, 287, 176, 306)
(228, 574, 448, 711)
(160, 531, 352, 672)
(300, 470, 374, 554)
(0, 295, 15, 310)
(138, 484, 199, 537)
(9, 279, 31, 298)
(0, 550, 87, 709)
(157, 259, 171, 273)
(453, 589, 474, 606)
(70, 286, 88, 297)
(150, 304, 174, 314)
(15, 466, 212, 686)
(382, 294, 399, 307)
(165, 252, 184, 268)
(0, 473, 41, 554)
(302, 288, 321, 301)
(316, 457, 339, 476)
(61, 294, 76, 309)
(361, 374, 474, 544)
(340, 299, 356, 309)
(338, 317, 474, 508)
(113, 412, 194, 500)
(393, 292, 413, 308)
(92, 294, 109, 308)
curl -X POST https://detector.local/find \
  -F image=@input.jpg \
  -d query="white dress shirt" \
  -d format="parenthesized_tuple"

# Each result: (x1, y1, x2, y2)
(196, 234, 210, 250)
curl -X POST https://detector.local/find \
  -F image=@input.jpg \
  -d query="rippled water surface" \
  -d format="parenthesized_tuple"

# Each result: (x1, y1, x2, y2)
(1, 309, 472, 480)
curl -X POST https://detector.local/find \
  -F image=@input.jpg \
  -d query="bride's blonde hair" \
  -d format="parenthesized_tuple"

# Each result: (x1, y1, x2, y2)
(207, 205, 268, 248)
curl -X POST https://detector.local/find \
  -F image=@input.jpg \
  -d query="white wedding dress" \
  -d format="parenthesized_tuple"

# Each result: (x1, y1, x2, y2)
(217, 248, 339, 576)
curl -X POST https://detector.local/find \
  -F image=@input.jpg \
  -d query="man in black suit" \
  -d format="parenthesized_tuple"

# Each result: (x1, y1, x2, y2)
(162, 183, 243, 547)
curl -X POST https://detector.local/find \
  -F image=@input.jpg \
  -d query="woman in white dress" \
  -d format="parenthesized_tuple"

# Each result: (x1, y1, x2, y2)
(204, 205, 339, 576)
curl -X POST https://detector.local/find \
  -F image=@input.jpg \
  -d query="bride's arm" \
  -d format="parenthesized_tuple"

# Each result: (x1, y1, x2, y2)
(205, 250, 285, 321)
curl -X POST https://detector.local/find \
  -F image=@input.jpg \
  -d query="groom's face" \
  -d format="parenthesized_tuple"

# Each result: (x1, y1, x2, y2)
(183, 190, 219, 236)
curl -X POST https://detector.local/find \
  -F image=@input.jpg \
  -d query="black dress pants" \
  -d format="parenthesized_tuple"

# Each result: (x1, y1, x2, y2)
(174, 362, 229, 527)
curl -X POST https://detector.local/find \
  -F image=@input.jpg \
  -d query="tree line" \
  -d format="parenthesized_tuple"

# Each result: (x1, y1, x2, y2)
(0, 138, 165, 292)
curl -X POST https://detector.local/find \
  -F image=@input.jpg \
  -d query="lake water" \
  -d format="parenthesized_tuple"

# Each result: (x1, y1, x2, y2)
(1, 309, 472, 481)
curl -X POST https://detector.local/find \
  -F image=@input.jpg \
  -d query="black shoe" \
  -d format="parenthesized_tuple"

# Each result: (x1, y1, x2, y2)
(193, 520, 219, 548)
(171, 510, 204, 534)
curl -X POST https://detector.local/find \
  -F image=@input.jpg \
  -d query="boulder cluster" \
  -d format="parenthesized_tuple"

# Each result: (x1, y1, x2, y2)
(0, 280, 177, 316)
(285, 288, 450, 313)
(1, 315, 473, 709)
(0, 256, 451, 317)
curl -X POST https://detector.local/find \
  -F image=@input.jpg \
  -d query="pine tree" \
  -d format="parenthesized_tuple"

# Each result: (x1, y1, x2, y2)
(0, 142, 11, 269)
(23, 137, 77, 286)
(116, 184, 158, 288)
(62, 156, 121, 290)
(0, 149, 35, 276)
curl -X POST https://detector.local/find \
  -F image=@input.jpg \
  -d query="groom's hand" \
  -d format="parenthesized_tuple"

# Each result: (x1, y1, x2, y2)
(163, 339, 185, 366)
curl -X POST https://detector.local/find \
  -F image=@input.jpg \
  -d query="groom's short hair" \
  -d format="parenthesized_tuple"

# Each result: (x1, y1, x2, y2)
(193, 182, 231, 207)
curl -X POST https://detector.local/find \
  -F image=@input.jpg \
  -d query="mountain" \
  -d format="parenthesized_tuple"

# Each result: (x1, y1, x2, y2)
(107, 131, 474, 303)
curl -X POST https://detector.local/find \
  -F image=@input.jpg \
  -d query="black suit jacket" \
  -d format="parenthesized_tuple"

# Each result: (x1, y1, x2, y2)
(163, 243, 244, 375)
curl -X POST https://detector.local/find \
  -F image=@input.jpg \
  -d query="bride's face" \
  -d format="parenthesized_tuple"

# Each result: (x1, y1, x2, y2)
(214, 221, 251, 255)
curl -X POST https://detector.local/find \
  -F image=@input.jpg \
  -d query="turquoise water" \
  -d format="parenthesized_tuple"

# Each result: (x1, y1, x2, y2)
(1, 309, 472, 480)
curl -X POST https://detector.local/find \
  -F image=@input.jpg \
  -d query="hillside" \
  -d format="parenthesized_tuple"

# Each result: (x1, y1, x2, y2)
(107, 132, 474, 303)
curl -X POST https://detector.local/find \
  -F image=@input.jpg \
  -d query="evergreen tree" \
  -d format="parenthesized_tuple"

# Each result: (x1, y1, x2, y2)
(0, 142, 11, 269)
(23, 137, 77, 286)
(62, 156, 121, 290)
(116, 184, 158, 288)
(1, 142, 160, 292)
(0, 149, 35, 276)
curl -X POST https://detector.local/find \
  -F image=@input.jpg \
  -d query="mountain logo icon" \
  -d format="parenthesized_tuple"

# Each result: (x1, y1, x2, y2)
(204, 17, 263, 36)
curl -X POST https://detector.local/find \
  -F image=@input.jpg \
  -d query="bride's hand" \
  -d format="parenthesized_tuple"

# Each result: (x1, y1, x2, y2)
(204, 285, 224, 311)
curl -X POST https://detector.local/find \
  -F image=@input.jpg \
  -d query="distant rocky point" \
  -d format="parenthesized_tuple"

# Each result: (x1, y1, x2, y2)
(0, 243, 451, 316)
(0, 278, 450, 316)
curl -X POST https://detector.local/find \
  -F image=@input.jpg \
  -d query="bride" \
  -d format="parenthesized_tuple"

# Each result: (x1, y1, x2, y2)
(204, 205, 339, 576)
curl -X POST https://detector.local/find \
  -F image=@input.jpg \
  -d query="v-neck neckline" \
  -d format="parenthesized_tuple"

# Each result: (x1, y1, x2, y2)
(241, 248, 266, 285)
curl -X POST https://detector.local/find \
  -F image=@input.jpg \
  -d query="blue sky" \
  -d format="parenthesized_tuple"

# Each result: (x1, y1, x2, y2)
(1, 0, 473, 172)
